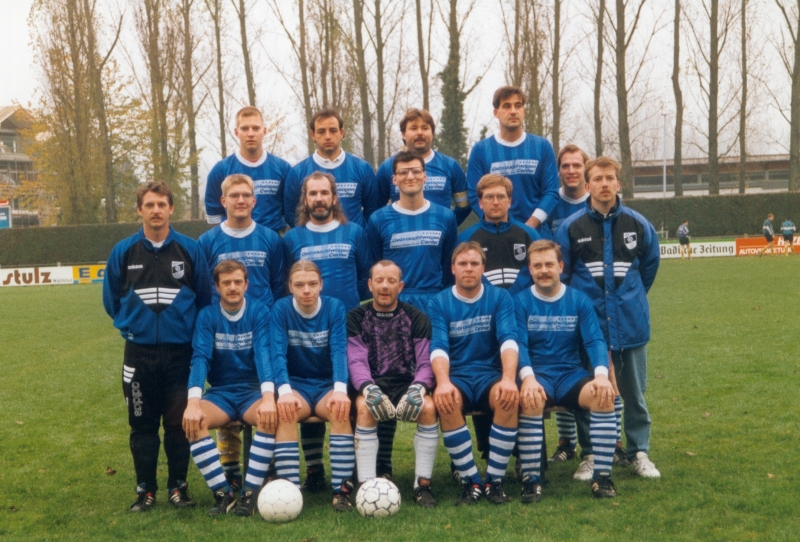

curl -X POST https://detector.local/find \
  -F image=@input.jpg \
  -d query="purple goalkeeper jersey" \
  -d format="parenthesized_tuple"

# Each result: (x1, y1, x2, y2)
(346, 301, 434, 392)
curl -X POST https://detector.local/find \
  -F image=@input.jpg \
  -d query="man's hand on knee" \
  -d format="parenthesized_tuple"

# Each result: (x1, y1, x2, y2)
(519, 376, 546, 411)
(589, 375, 614, 410)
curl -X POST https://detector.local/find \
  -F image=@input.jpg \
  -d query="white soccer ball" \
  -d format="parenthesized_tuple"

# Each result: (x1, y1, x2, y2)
(355, 478, 401, 518)
(257, 479, 303, 523)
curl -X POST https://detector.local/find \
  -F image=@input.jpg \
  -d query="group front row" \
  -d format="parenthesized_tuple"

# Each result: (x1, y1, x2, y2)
(183, 238, 620, 517)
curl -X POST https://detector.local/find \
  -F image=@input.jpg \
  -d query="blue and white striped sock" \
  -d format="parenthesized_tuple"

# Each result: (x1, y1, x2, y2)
(243, 431, 275, 492)
(442, 425, 480, 485)
(518, 415, 543, 483)
(274, 441, 301, 488)
(190, 437, 230, 492)
(354, 425, 379, 482)
(413, 423, 439, 487)
(555, 411, 577, 449)
(614, 396, 624, 443)
(300, 423, 325, 470)
(330, 434, 355, 493)
(591, 411, 616, 477)
(486, 423, 518, 482)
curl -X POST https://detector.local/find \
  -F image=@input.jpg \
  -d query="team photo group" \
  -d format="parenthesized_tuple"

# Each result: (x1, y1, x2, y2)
(102, 84, 662, 519)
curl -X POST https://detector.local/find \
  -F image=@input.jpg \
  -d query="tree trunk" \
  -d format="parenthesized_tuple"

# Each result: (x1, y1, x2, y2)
(352, 0, 375, 166)
(551, 0, 561, 151)
(615, 0, 634, 199)
(672, 0, 683, 196)
(438, 0, 468, 167)
(738, 0, 747, 194)
(790, 5, 800, 191)
(708, 0, 720, 195)
(235, 0, 256, 106)
(181, 0, 200, 218)
(206, 0, 226, 157)
(374, 0, 386, 163)
(297, 0, 314, 154)
(415, 0, 429, 110)
(594, 0, 605, 157)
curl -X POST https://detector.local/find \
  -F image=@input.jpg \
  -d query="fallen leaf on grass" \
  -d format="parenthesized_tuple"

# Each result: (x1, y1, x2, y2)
(15, 421, 23, 425)
(672, 397, 678, 401)
(444, 525, 451, 530)
(38, 469, 46, 473)
(655, 374, 664, 379)
(702, 412, 711, 419)
(612, 502, 619, 507)
(685, 451, 696, 456)
(105, 467, 116, 476)
(767, 473, 777, 479)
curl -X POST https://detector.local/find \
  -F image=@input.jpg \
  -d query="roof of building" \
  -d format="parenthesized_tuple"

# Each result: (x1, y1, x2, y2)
(0, 106, 32, 131)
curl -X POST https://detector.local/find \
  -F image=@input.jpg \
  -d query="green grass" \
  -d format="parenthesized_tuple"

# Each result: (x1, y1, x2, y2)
(0, 256, 798, 541)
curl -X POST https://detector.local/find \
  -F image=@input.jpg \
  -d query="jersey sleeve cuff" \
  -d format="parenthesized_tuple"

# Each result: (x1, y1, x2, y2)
(278, 384, 293, 397)
(594, 366, 609, 377)
(430, 349, 450, 363)
(261, 382, 275, 394)
(188, 386, 203, 400)
(500, 340, 519, 353)
(532, 209, 548, 223)
(518, 366, 534, 380)
(334, 382, 348, 394)
(206, 214, 223, 224)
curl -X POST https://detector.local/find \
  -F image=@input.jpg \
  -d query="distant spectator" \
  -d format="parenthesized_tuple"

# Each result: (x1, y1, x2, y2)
(677, 220, 691, 260)
(758, 214, 775, 257)
(781, 218, 796, 256)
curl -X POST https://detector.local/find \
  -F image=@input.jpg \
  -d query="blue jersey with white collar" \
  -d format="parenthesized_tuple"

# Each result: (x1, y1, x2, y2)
(540, 188, 589, 240)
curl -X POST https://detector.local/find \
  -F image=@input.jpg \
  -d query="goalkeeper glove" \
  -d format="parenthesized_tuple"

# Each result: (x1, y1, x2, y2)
(396, 383, 425, 422)
(363, 384, 395, 422)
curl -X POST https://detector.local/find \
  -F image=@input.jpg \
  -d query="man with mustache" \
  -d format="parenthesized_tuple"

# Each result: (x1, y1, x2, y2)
(376, 108, 471, 224)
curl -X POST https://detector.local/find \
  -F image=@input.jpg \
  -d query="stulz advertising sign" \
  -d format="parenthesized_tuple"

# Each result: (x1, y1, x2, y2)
(0, 266, 74, 287)
(661, 241, 736, 259)
(735, 235, 799, 256)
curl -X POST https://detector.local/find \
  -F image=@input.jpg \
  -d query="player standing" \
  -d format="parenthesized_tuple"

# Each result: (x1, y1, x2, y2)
(183, 261, 277, 516)
(677, 220, 691, 259)
(556, 156, 661, 479)
(284, 109, 379, 228)
(376, 108, 471, 224)
(348, 261, 439, 508)
(271, 261, 355, 512)
(759, 213, 775, 257)
(205, 107, 291, 232)
(103, 181, 212, 511)
(780, 218, 795, 255)
(466, 86, 559, 230)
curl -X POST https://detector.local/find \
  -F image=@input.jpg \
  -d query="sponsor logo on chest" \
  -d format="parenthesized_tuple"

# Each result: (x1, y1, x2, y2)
(514, 243, 527, 261)
(287, 329, 330, 348)
(336, 182, 358, 198)
(527, 315, 578, 332)
(172, 261, 185, 279)
(300, 244, 352, 261)
(218, 251, 267, 267)
(449, 315, 492, 337)
(390, 230, 442, 249)
(215, 332, 253, 350)
(253, 179, 280, 195)
(624, 232, 637, 250)
(490, 159, 539, 176)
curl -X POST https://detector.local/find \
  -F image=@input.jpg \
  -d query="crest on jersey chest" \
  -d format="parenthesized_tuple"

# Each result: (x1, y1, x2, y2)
(172, 261, 185, 279)
(624, 232, 637, 250)
(513, 243, 527, 261)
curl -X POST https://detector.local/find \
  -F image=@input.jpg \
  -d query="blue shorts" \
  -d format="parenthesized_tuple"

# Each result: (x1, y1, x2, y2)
(451, 371, 501, 412)
(203, 384, 262, 422)
(535, 366, 592, 409)
(290, 377, 333, 410)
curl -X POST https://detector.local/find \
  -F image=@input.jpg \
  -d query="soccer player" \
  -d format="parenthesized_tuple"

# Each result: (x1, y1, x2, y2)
(514, 240, 618, 500)
(677, 220, 691, 259)
(780, 217, 795, 255)
(375, 108, 471, 224)
(348, 260, 439, 508)
(366, 150, 458, 313)
(103, 181, 212, 512)
(205, 106, 292, 232)
(458, 173, 541, 294)
(556, 156, 662, 479)
(759, 213, 775, 257)
(183, 260, 277, 516)
(284, 108, 379, 228)
(540, 144, 591, 240)
(466, 85, 559, 229)
(270, 260, 355, 512)
(429, 242, 526, 505)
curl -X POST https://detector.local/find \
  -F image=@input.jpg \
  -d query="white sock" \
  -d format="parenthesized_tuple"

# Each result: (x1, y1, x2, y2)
(354, 424, 378, 482)
(413, 423, 439, 488)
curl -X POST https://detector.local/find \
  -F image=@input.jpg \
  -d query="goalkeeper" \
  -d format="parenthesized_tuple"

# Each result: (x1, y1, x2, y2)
(347, 260, 439, 508)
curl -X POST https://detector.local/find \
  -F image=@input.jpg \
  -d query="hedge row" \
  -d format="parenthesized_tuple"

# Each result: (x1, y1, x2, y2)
(0, 221, 212, 267)
(1, 191, 798, 266)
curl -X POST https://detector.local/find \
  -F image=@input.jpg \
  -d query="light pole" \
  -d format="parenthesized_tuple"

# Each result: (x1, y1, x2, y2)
(662, 112, 668, 197)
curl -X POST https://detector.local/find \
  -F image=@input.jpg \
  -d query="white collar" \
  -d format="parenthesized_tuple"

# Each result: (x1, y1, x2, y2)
(391, 200, 431, 216)
(221, 221, 256, 238)
(312, 150, 346, 169)
(423, 150, 435, 163)
(221, 298, 246, 322)
(494, 132, 526, 148)
(531, 283, 566, 302)
(293, 297, 322, 319)
(558, 187, 589, 204)
(306, 220, 340, 233)
(452, 284, 484, 304)
(235, 149, 267, 168)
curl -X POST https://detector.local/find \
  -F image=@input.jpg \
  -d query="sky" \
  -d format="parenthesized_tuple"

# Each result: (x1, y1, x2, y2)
(0, 0, 37, 107)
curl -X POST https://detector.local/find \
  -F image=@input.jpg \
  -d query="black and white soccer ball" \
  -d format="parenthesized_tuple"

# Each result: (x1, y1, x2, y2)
(258, 479, 303, 522)
(355, 478, 401, 518)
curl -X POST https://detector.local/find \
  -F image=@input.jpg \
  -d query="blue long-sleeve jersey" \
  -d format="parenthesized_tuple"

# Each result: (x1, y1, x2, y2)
(188, 299, 273, 391)
(365, 201, 458, 295)
(197, 222, 285, 308)
(428, 285, 518, 381)
(269, 296, 348, 390)
(103, 227, 212, 345)
(514, 284, 607, 378)
(282, 220, 372, 311)
(376, 150, 471, 224)
(204, 151, 292, 232)
(540, 188, 589, 240)
(283, 152, 378, 228)
(466, 133, 559, 224)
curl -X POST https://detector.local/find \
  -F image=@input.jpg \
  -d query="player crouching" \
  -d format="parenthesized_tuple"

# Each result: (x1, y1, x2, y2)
(348, 260, 439, 508)
(271, 260, 356, 512)
(514, 240, 617, 499)
(183, 260, 278, 516)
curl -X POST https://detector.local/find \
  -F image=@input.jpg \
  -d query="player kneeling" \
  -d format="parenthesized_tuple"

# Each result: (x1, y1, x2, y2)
(348, 261, 439, 508)
(271, 260, 356, 512)
(514, 240, 617, 499)
(183, 260, 278, 516)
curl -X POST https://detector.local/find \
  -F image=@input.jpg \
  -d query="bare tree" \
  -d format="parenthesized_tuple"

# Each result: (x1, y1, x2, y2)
(352, 0, 376, 165)
(415, 0, 434, 110)
(737, 0, 748, 194)
(594, 0, 606, 157)
(552, 0, 562, 150)
(232, 0, 256, 106)
(775, 0, 800, 191)
(672, 0, 684, 195)
(204, 0, 227, 157)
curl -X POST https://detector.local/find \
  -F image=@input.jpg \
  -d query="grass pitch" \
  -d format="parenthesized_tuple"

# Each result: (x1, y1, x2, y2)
(0, 256, 798, 541)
